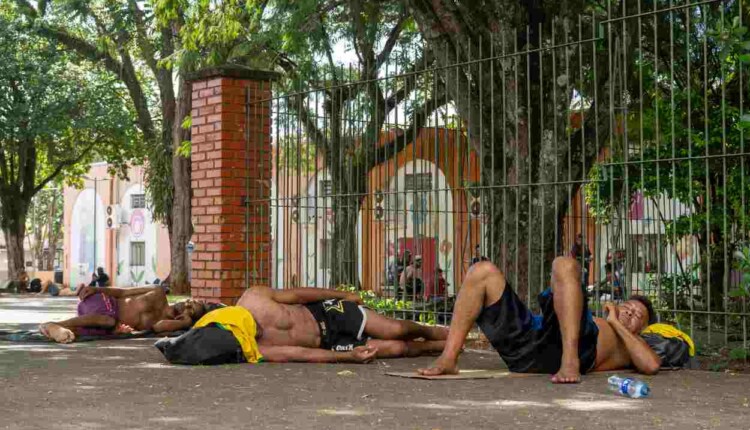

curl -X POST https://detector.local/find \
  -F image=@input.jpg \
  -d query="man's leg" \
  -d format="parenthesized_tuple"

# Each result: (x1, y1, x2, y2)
(418, 261, 506, 375)
(40, 315, 116, 344)
(366, 339, 446, 358)
(363, 310, 448, 341)
(549, 256, 584, 384)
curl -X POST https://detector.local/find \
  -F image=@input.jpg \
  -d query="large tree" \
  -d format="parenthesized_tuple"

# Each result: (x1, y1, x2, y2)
(403, 0, 622, 297)
(586, 3, 750, 311)
(12, 0, 194, 293)
(176, 0, 448, 287)
(0, 11, 140, 280)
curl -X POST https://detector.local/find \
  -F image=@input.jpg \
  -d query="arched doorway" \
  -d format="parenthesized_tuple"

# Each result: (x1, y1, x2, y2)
(359, 159, 455, 295)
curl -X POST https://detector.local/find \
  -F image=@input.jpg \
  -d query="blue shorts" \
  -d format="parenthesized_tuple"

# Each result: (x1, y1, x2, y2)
(476, 285, 599, 374)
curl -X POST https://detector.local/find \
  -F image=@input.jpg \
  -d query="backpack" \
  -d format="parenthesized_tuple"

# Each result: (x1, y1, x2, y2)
(154, 324, 245, 365)
(641, 323, 696, 369)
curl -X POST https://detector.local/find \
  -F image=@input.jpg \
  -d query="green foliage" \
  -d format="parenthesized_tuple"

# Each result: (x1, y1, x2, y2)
(25, 186, 64, 270)
(584, 5, 750, 308)
(729, 347, 748, 360)
(728, 245, 750, 299)
(0, 10, 142, 234)
(337, 284, 414, 312)
(642, 264, 700, 318)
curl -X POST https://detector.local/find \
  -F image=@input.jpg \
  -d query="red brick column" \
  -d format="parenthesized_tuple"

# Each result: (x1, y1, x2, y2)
(188, 66, 278, 304)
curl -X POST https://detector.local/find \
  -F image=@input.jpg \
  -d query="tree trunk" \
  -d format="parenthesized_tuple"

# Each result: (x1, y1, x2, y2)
(3, 220, 26, 283)
(170, 77, 193, 295)
(330, 195, 361, 288)
(406, 1, 616, 299)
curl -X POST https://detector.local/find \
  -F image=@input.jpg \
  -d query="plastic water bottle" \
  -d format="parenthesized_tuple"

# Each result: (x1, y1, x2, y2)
(607, 375, 651, 398)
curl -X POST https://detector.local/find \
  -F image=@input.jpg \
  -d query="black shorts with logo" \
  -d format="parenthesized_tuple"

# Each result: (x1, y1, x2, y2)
(476, 284, 599, 374)
(305, 299, 368, 351)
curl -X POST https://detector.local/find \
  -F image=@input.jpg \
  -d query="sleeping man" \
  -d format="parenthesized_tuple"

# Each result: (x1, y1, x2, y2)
(40, 285, 206, 343)
(234, 287, 449, 363)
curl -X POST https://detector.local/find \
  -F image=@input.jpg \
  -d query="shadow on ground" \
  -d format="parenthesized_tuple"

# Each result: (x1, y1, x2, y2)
(0, 295, 748, 429)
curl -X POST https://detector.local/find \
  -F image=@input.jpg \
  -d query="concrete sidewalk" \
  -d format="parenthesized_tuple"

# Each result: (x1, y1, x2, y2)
(0, 295, 748, 429)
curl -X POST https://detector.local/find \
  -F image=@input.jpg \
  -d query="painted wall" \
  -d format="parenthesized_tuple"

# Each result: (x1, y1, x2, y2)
(63, 164, 170, 288)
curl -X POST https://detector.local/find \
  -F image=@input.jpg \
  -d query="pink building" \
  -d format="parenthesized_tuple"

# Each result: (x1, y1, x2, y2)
(62, 163, 171, 288)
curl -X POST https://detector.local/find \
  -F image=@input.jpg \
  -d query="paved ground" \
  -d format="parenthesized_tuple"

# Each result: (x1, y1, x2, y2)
(1, 295, 749, 430)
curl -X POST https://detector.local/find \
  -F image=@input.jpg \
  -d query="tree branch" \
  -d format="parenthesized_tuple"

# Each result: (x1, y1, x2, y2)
(368, 87, 449, 169)
(15, 2, 157, 142)
(376, 14, 408, 70)
(33, 140, 98, 195)
(286, 94, 329, 152)
(127, 0, 160, 77)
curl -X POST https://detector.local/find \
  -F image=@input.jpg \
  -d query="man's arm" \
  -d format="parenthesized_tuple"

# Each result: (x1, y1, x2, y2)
(152, 314, 193, 333)
(258, 345, 377, 363)
(261, 287, 362, 305)
(605, 304, 661, 375)
(80, 285, 164, 300)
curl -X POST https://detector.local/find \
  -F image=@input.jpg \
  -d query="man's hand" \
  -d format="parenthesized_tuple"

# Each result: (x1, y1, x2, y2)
(605, 302, 620, 324)
(349, 345, 378, 363)
(78, 285, 96, 301)
(344, 292, 364, 305)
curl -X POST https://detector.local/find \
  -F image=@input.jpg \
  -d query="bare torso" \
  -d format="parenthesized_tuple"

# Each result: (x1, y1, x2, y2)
(236, 290, 321, 347)
(115, 290, 171, 331)
(593, 317, 633, 371)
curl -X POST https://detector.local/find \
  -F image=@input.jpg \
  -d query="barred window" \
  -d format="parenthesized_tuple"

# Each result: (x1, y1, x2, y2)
(131, 194, 146, 209)
(130, 242, 145, 267)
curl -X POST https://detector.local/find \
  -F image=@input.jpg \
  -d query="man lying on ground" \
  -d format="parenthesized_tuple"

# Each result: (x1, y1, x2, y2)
(40, 285, 206, 343)
(418, 257, 662, 383)
(234, 286, 448, 363)
(36, 280, 77, 297)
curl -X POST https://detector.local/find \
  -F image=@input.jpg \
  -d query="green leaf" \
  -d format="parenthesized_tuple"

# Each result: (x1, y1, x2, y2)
(729, 348, 748, 360)
(740, 54, 750, 63)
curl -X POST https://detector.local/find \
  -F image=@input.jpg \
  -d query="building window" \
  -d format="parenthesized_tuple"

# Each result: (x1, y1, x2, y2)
(320, 239, 332, 270)
(131, 194, 146, 209)
(130, 242, 146, 267)
(319, 180, 332, 197)
(405, 173, 432, 191)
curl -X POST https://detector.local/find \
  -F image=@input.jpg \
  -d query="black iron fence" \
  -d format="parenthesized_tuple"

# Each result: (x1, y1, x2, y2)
(246, 0, 750, 354)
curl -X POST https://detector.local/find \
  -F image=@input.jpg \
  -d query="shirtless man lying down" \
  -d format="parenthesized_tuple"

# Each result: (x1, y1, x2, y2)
(40, 285, 206, 343)
(418, 257, 662, 382)
(235, 287, 448, 363)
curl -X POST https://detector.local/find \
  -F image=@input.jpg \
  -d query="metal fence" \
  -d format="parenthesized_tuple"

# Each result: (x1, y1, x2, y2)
(245, 0, 750, 353)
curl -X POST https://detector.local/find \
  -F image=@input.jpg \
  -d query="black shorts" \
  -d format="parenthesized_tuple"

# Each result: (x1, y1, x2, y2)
(305, 299, 368, 351)
(476, 284, 599, 374)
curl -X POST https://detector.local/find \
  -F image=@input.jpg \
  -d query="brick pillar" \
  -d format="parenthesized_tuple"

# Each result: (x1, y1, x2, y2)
(187, 66, 278, 304)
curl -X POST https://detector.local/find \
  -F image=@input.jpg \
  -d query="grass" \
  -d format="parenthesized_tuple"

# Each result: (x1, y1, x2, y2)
(167, 295, 190, 304)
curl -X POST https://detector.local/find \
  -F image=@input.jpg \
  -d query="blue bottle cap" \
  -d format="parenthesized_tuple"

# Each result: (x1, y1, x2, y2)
(639, 385, 651, 397)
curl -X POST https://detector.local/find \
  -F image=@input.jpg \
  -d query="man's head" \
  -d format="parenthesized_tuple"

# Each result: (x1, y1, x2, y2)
(414, 255, 423, 268)
(617, 295, 655, 333)
(172, 299, 207, 324)
(474, 245, 481, 257)
(97, 267, 105, 277)
(575, 234, 583, 245)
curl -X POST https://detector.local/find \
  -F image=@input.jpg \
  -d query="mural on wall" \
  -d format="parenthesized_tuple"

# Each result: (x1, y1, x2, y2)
(358, 159, 455, 295)
(301, 170, 334, 288)
(116, 185, 159, 286)
(70, 189, 105, 288)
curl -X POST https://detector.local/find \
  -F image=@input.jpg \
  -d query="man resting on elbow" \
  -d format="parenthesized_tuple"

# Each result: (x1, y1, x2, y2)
(40, 285, 206, 343)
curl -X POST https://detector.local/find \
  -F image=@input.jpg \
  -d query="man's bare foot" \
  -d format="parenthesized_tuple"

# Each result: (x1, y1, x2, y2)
(550, 357, 581, 384)
(39, 323, 75, 344)
(417, 355, 459, 376)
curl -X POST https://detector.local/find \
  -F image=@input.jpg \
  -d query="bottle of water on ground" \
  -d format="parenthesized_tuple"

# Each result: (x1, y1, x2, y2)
(607, 375, 651, 398)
